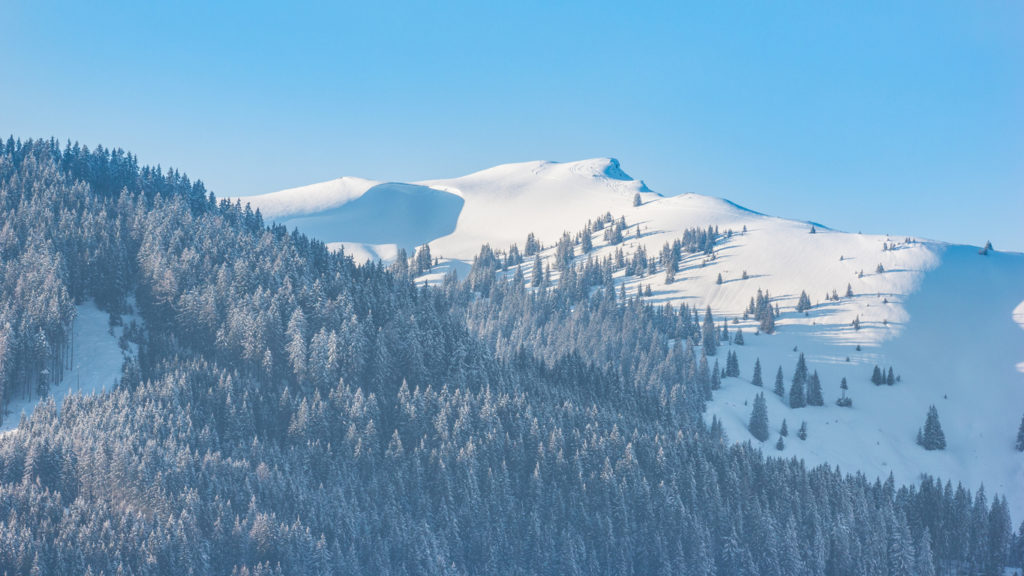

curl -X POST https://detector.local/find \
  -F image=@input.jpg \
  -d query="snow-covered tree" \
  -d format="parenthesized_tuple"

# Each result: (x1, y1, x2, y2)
(702, 306, 717, 356)
(726, 350, 740, 378)
(796, 290, 812, 313)
(871, 365, 883, 386)
(749, 392, 769, 442)
(773, 366, 785, 398)
(917, 405, 946, 450)
(789, 353, 807, 408)
(806, 370, 823, 406)
(915, 528, 936, 576)
(797, 421, 807, 440)
(415, 243, 432, 275)
(751, 357, 762, 386)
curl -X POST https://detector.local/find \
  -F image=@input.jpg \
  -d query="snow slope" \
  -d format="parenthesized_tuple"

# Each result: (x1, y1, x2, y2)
(233, 177, 463, 255)
(1, 300, 137, 436)
(237, 158, 1024, 516)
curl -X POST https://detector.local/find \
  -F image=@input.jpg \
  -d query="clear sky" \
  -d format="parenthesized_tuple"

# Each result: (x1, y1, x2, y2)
(2, 1, 1021, 249)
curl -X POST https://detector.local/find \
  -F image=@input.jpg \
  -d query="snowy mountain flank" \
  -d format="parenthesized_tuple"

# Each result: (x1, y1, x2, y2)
(236, 158, 1024, 516)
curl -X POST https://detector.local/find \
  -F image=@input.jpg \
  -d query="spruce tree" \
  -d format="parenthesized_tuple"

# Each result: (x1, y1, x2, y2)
(734, 327, 744, 345)
(797, 421, 807, 440)
(846, 283, 854, 298)
(806, 370, 824, 406)
(796, 290, 812, 313)
(776, 435, 785, 450)
(531, 255, 543, 287)
(789, 353, 807, 408)
(702, 306, 717, 356)
(749, 392, 769, 442)
(726, 350, 740, 377)
(918, 405, 946, 450)
(773, 366, 785, 397)
(886, 367, 895, 386)
(711, 360, 721, 390)
(780, 418, 788, 437)
(751, 358, 762, 387)
(871, 365, 883, 385)
(633, 192, 642, 207)
(915, 528, 936, 576)
(1015, 414, 1024, 452)
(836, 377, 852, 407)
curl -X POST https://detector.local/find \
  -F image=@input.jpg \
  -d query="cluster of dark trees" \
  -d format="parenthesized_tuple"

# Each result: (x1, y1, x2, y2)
(0, 138, 1020, 575)
(872, 365, 899, 386)
(746, 288, 777, 334)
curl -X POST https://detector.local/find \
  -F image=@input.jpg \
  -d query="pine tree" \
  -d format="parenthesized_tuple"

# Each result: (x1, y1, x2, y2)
(845, 283, 854, 298)
(789, 353, 807, 408)
(716, 273, 723, 285)
(734, 327, 744, 345)
(797, 421, 807, 440)
(915, 528, 936, 576)
(633, 192, 642, 207)
(1016, 413, 1024, 452)
(776, 435, 785, 450)
(836, 377, 852, 407)
(748, 392, 769, 442)
(886, 366, 895, 386)
(580, 229, 593, 253)
(796, 290, 812, 313)
(751, 358, 762, 386)
(773, 366, 785, 398)
(726, 350, 740, 377)
(285, 309, 308, 382)
(871, 365, 883, 386)
(806, 370, 824, 406)
(702, 306, 717, 356)
(876, 263, 885, 273)
(979, 240, 992, 255)
(780, 419, 788, 437)
(711, 359, 721, 390)
(415, 243, 432, 274)
(531, 255, 543, 287)
(918, 405, 946, 450)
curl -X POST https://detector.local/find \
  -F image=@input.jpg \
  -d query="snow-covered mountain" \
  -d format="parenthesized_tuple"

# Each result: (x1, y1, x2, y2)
(235, 158, 1024, 516)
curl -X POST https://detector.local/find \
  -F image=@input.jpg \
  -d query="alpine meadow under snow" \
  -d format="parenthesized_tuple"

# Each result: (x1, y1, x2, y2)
(239, 157, 1024, 517)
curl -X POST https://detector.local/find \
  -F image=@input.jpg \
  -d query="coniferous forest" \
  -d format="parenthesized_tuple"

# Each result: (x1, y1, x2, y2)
(1, 138, 1022, 574)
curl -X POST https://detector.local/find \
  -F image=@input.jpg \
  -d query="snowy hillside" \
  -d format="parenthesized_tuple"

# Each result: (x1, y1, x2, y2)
(1, 300, 137, 437)
(236, 158, 1024, 516)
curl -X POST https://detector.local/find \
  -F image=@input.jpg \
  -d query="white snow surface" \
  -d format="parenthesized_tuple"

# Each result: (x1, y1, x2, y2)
(1, 300, 137, 436)
(238, 157, 1024, 516)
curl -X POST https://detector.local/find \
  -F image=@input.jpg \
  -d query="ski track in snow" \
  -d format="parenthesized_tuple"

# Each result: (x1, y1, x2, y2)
(236, 157, 1024, 517)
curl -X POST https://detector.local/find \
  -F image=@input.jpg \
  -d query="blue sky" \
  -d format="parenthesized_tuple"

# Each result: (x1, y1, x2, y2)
(2, 1, 1021, 249)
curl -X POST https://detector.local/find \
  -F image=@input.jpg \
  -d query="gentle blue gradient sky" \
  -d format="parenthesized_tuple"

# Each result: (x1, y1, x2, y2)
(2, 1, 1021, 249)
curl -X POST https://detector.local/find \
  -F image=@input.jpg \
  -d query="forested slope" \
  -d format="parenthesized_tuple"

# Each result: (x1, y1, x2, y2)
(0, 139, 1019, 575)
